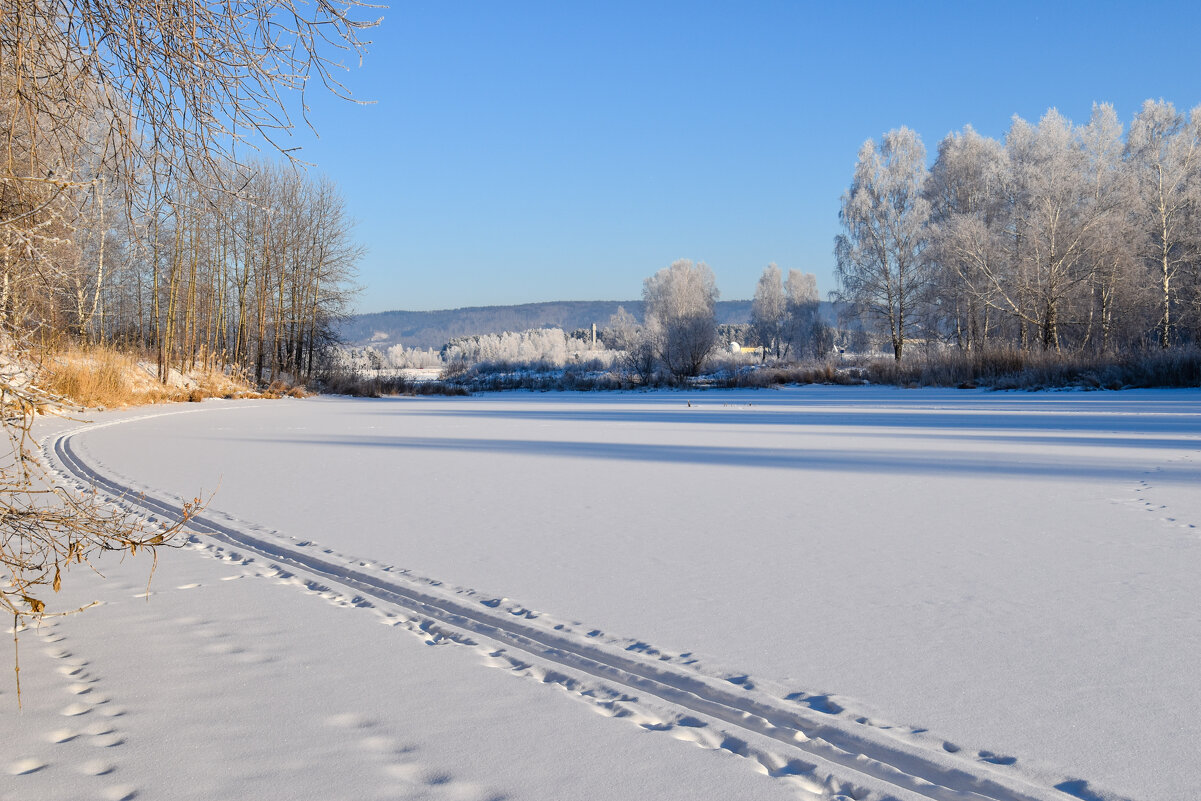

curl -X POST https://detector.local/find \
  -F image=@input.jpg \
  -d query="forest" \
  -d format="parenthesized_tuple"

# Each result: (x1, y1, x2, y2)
(1, 1, 366, 385)
(835, 102, 1201, 361)
(1, 0, 375, 649)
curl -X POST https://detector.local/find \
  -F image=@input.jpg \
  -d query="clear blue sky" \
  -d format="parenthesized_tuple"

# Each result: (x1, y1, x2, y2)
(280, 1, 1201, 313)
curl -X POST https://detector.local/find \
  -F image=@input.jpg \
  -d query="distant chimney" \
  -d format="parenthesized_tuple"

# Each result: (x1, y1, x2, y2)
(591, 322, 596, 347)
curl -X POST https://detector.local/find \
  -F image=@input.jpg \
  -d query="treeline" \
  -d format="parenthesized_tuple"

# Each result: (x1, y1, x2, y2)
(328, 260, 833, 389)
(338, 300, 763, 349)
(1, 0, 366, 384)
(333, 328, 610, 373)
(95, 165, 359, 383)
(1, 0, 376, 636)
(835, 100, 1201, 359)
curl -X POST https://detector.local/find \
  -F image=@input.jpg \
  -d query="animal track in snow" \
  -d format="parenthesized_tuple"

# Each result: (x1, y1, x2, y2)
(61, 702, 92, 717)
(102, 784, 138, 801)
(1115, 454, 1201, 532)
(47, 728, 79, 744)
(320, 711, 506, 801)
(7, 757, 47, 776)
(6, 619, 134, 801)
(79, 758, 115, 776)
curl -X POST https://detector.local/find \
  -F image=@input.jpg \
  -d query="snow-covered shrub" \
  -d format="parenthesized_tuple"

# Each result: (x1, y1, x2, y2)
(442, 328, 612, 369)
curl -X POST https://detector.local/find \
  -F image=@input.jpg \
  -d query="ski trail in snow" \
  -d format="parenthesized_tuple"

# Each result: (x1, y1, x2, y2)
(45, 409, 1130, 801)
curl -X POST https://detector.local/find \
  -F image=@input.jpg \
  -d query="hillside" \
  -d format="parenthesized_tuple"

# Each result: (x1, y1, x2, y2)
(339, 300, 759, 349)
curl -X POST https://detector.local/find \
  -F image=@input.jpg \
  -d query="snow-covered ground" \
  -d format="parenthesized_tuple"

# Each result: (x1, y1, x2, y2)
(7, 387, 1201, 801)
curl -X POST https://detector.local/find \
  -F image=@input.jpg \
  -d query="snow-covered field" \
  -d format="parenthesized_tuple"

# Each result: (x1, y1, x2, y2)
(7, 387, 1201, 801)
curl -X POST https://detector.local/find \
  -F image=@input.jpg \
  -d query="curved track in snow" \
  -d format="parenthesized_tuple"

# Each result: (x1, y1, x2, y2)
(47, 410, 1104, 801)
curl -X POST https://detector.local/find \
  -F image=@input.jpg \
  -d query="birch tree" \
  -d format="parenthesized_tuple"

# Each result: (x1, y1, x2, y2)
(781, 270, 822, 358)
(925, 126, 1009, 349)
(834, 127, 932, 360)
(1126, 100, 1201, 348)
(749, 263, 786, 360)
(1000, 108, 1125, 350)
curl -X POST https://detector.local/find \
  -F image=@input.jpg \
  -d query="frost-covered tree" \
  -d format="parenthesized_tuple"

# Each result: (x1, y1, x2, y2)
(780, 270, 826, 358)
(1000, 107, 1126, 350)
(1079, 104, 1142, 352)
(1126, 99, 1201, 347)
(851, 98, 1201, 357)
(643, 259, 718, 379)
(439, 328, 610, 369)
(924, 126, 1010, 349)
(921, 107, 1129, 352)
(384, 344, 443, 369)
(749, 263, 785, 360)
(834, 127, 932, 360)
(606, 307, 655, 383)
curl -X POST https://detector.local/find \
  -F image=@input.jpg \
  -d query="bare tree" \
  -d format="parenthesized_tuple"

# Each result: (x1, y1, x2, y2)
(0, 0, 375, 683)
(834, 127, 932, 360)
(1, 0, 380, 202)
(643, 259, 718, 379)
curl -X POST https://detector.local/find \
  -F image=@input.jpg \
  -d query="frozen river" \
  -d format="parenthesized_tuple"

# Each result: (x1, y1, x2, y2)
(12, 387, 1201, 801)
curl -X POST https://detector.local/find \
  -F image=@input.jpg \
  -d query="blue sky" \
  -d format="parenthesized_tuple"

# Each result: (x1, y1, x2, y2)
(281, 1, 1201, 313)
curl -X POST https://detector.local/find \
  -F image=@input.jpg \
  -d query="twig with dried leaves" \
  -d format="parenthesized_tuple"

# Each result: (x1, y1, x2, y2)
(1, 353, 202, 704)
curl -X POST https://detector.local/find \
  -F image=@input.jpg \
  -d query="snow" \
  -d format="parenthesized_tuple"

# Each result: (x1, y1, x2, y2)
(8, 386, 1201, 801)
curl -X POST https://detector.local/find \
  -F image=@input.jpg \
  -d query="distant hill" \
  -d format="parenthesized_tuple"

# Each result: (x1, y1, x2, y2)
(339, 300, 760, 349)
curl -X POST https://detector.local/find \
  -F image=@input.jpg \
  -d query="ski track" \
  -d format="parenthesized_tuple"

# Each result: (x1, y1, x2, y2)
(42, 406, 1142, 801)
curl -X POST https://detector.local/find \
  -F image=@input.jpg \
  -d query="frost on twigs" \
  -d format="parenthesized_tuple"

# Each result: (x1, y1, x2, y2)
(1, 347, 202, 705)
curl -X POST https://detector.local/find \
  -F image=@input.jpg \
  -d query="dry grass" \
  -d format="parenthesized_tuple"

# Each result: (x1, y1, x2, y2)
(40, 346, 265, 408)
(710, 347, 1201, 391)
(41, 347, 142, 407)
(862, 347, 1201, 390)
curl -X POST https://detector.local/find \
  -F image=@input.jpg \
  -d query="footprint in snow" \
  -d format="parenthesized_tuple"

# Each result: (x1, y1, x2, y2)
(324, 712, 375, 730)
(91, 733, 126, 748)
(7, 757, 47, 775)
(102, 784, 138, 801)
(79, 758, 115, 775)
